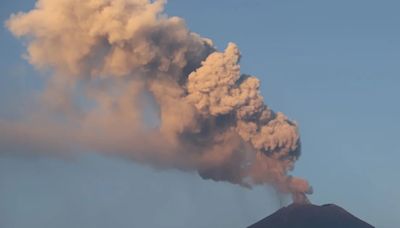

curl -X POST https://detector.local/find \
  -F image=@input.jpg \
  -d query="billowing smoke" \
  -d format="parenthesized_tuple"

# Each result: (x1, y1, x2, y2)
(4, 0, 312, 199)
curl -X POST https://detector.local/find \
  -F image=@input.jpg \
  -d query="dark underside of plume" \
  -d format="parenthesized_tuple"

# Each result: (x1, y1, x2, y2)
(247, 203, 374, 228)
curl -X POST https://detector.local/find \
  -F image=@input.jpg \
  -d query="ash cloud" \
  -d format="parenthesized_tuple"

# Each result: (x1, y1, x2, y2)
(3, 0, 311, 197)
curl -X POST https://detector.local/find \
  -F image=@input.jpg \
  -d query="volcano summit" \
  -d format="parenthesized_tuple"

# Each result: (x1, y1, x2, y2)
(248, 203, 374, 228)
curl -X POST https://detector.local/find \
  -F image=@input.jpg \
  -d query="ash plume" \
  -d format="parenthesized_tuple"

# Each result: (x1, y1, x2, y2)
(4, 0, 312, 199)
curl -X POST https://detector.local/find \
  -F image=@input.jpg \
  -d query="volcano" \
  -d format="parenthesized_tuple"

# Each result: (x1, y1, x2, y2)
(248, 203, 374, 228)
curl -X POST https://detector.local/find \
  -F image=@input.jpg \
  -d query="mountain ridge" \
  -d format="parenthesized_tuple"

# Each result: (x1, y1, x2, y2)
(247, 203, 374, 228)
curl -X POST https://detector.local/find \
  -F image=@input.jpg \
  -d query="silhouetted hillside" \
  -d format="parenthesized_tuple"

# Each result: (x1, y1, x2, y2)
(248, 203, 374, 228)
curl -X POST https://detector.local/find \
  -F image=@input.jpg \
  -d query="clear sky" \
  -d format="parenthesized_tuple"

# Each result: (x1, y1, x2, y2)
(1, 0, 399, 227)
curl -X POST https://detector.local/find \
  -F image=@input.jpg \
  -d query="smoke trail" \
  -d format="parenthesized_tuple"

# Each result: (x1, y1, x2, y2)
(4, 0, 312, 198)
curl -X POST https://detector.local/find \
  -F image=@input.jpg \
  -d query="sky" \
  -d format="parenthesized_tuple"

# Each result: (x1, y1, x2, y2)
(0, 0, 399, 227)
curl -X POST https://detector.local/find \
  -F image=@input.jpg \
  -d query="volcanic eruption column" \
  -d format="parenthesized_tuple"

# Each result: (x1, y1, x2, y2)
(5, 0, 312, 202)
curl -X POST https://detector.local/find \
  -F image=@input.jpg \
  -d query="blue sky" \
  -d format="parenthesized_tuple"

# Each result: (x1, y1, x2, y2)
(1, 0, 399, 227)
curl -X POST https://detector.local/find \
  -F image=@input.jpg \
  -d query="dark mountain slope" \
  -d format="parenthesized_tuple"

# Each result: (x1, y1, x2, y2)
(248, 203, 374, 228)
